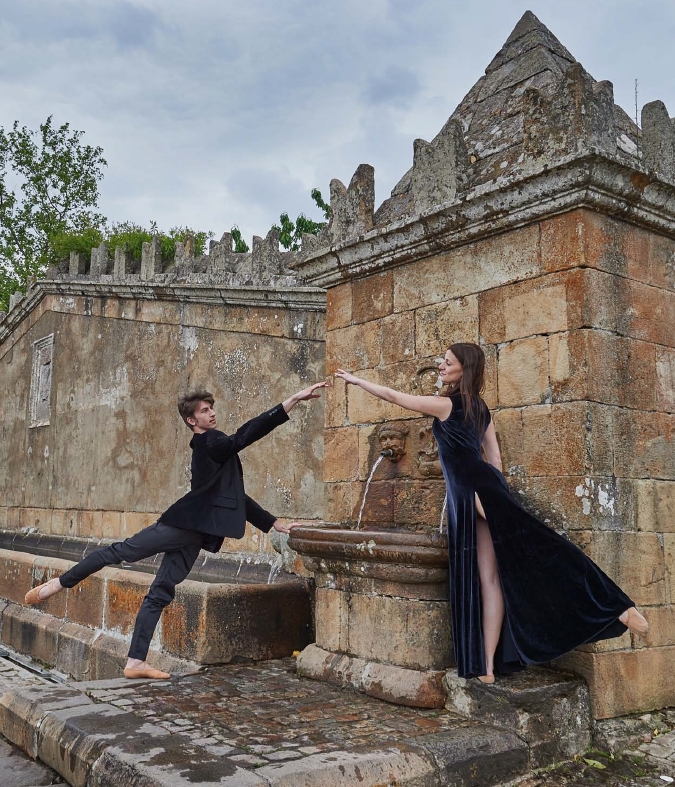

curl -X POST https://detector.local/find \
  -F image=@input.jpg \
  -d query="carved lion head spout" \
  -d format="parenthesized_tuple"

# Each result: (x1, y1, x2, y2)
(417, 424, 443, 477)
(377, 423, 409, 462)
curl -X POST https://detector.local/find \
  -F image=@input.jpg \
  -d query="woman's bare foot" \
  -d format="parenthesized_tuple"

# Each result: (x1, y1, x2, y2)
(477, 674, 495, 684)
(619, 607, 649, 637)
(24, 577, 63, 605)
(123, 658, 170, 680)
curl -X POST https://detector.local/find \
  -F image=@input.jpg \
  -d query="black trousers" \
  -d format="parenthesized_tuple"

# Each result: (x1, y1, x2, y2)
(59, 522, 206, 660)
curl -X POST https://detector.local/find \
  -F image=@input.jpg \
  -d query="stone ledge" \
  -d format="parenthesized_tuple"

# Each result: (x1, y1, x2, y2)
(296, 643, 447, 709)
(0, 548, 312, 670)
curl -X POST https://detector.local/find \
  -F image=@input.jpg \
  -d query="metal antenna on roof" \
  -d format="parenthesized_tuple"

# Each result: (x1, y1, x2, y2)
(635, 78, 641, 159)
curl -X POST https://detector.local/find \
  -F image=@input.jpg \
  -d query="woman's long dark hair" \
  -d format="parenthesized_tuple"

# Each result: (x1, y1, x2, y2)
(445, 342, 487, 432)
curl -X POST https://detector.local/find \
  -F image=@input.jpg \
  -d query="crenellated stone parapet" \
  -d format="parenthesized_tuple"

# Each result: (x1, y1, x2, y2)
(523, 63, 617, 162)
(412, 119, 469, 214)
(642, 100, 675, 183)
(328, 164, 375, 244)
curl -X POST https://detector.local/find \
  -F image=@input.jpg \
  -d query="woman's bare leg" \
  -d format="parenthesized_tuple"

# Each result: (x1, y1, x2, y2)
(476, 510, 504, 679)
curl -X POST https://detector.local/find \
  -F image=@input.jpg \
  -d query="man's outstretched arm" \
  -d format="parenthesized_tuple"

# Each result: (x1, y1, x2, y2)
(205, 382, 326, 463)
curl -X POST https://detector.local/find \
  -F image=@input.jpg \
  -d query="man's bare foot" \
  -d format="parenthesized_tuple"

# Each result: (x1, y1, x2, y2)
(477, 674, 495, 684)
(123, 659, 170, 679)
(24, 577, 63, 605)
(619, 607, 649, 637)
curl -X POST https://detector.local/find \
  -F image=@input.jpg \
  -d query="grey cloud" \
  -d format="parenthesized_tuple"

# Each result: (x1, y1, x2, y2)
(364, 67, 421, 108)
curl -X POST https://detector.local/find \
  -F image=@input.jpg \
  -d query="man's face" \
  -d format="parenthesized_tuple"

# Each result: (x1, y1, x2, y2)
(188, 401, 217, 433)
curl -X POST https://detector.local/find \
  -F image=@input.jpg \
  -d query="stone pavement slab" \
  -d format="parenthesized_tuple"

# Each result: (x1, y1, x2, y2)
(0, 735, 64, 787)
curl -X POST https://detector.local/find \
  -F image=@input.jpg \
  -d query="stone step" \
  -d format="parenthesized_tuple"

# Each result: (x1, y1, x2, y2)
(444, 665, 592, 768)
(0, 683, 533, 787)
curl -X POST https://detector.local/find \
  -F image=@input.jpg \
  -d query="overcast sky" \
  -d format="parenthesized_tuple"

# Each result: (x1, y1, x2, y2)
(1, 0, 673, 246)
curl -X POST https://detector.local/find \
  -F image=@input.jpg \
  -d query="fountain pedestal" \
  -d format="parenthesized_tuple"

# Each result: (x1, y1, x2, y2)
(288, 525, 452, 708)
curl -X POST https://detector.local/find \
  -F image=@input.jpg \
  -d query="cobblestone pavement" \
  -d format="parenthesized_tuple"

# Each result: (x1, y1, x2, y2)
(79, 659, 470, 767)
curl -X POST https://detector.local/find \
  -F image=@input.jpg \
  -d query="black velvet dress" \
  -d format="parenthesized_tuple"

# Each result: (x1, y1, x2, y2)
(433, 393, 634, 678)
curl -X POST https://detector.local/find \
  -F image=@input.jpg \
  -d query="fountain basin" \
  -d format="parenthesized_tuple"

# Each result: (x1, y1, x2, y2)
(289, 525, 453, 708)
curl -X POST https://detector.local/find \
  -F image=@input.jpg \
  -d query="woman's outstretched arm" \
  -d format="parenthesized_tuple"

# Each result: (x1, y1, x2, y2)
(334, 369, 453, 420)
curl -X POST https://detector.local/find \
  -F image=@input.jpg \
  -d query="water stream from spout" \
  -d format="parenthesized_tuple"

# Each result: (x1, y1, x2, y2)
(267, 553, 284, 584)
(356, 454, 385, 530)
(439, 496, 447, 533)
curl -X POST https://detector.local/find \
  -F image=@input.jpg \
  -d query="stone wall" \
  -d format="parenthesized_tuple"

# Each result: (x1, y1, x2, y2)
(0, 284, 325, 558)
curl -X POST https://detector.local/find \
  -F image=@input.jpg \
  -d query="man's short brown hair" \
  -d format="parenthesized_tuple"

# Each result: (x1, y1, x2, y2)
(177, 389, 215, 429)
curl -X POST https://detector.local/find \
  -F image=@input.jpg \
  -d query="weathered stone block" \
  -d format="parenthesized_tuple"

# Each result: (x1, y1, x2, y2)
(634, 604, 675, 649)
(326, 321, 380, 371)
(508, 475, 634, 533)
(641, 100, 675, 181)
(65, 574, 105, 629)
(351, 271, 393, 324)
(325, 283, 352, 330)
(0, 685, 93, 759)
(380, 311, 415, 365)
(636, 480, 675, 532)
(481, 280, 568, 345)
(347, 369, 413, 424)
(497, 402, 613, 477)
(38, 703, 131, 787)
(1, 604, 61, 666)
(656, 346, 675, 412)
(393, 225, 541, 311)
(296, 644, 447, 710)
(616, 277, 675, 348)
(576, 530, 667, 606)
(393, 480, 446, 527)
(444, 666, 591, 767)
(56, 621, 97, 681)
(325, 482, 356, 524)
(555, 646, 675, 719)
(104, 568, 153, 636)
(0, 549, 35, 604)
(315, 587, 349, 653)
(323, 427, 359, 482)
(613, 409, 675, 479)
(498, 336, 549, 406)
(415, 296, 479, 357)
(346, 592, 452, 670)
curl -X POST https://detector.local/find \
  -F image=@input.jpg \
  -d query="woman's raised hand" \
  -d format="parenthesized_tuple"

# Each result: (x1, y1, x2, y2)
(334, 369, 361, 386)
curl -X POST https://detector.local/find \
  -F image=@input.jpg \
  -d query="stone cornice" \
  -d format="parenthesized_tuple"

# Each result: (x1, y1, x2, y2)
(0, 279, 326, 347)
(291, 152, 675, 288)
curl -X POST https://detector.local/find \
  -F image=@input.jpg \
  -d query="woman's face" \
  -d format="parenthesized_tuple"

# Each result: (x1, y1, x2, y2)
(438, 350, 463, 387)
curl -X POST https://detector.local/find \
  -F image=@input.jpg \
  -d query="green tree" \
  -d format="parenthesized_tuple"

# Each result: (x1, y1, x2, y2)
(0, 116, 107, 310)
(230, 225, 249, 253)
(271, 188, 331, 252)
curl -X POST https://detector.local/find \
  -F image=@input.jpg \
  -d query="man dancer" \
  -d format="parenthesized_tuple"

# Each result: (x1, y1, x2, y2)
(25, 381, 325, 679)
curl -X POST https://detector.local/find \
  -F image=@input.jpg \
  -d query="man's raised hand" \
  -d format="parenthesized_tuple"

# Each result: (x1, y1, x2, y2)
(283, 381, 326, 412)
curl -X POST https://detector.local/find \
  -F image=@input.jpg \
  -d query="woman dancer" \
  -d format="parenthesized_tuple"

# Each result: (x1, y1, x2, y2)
(335, 343, 647, 683)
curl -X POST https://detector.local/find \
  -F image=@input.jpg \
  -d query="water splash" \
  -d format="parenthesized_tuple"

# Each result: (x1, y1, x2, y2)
(267, 553, 283, 584)
(439, 497, 447, 533)
(356, 455, 385, 530)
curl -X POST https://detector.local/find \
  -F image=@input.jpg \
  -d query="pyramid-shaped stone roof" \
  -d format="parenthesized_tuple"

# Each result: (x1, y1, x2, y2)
(373, 10, 641, 227)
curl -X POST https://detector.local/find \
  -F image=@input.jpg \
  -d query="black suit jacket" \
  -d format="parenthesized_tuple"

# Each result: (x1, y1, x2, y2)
(160, 403, 289, 551)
